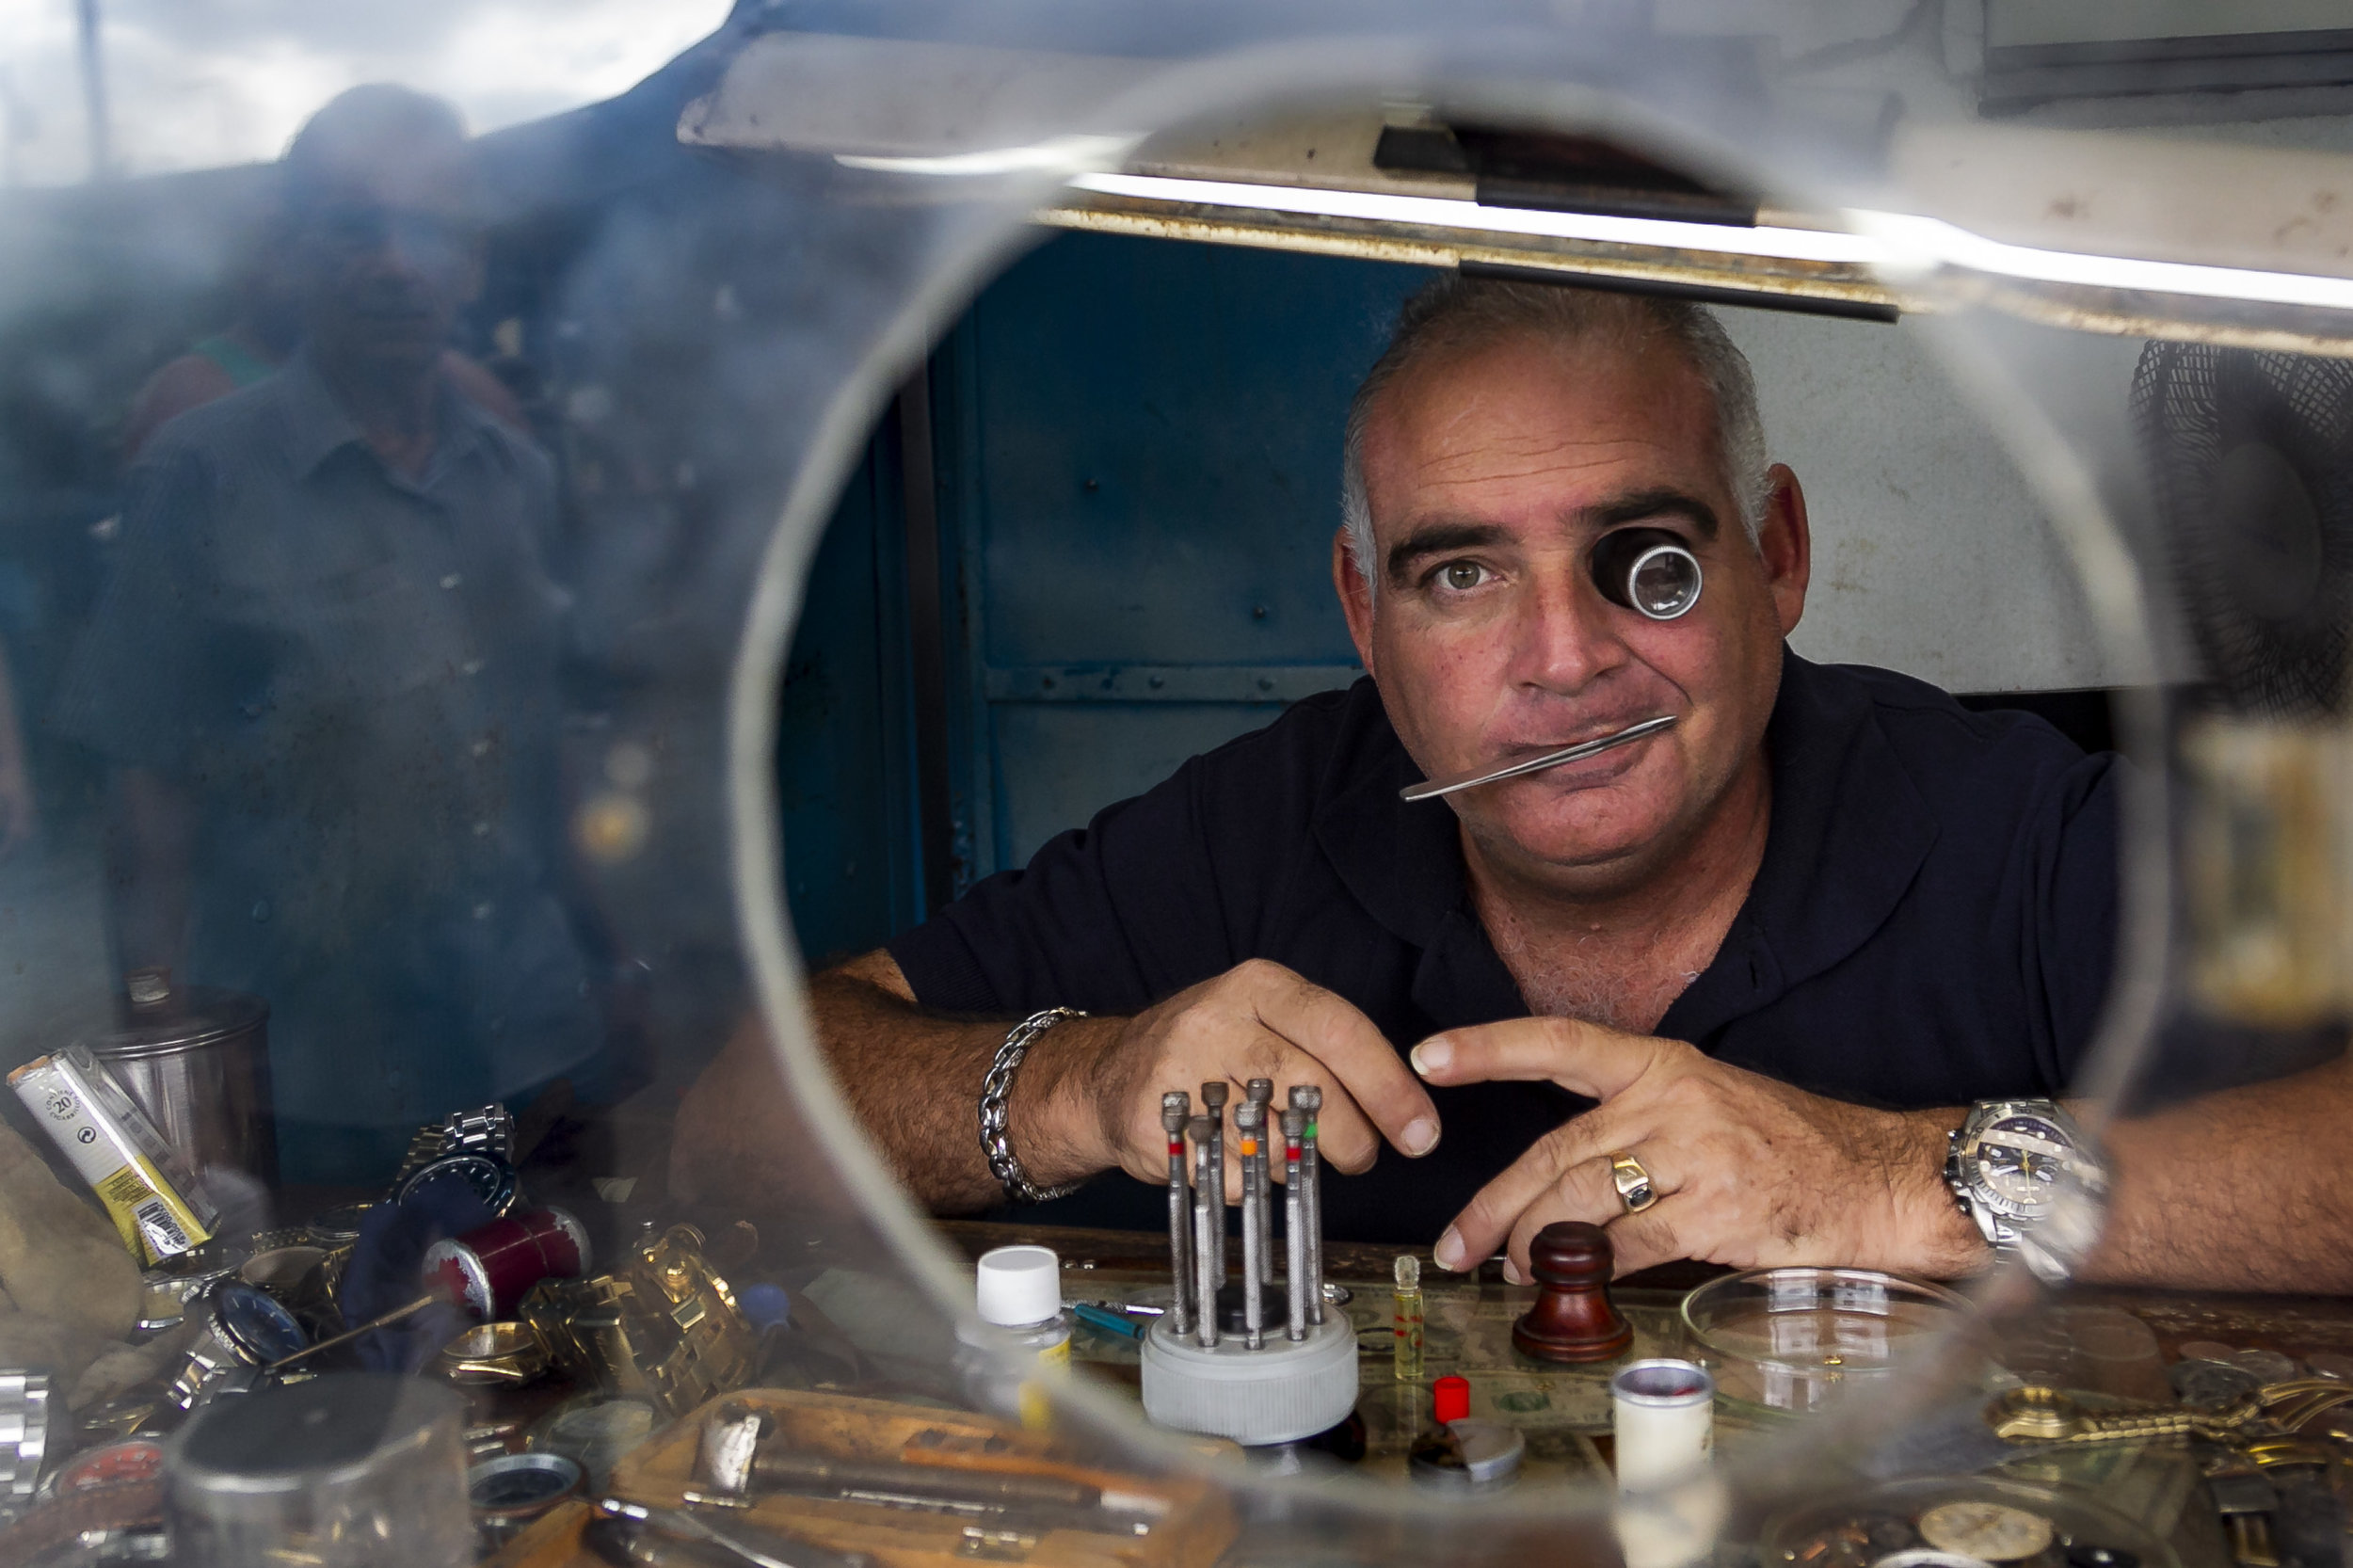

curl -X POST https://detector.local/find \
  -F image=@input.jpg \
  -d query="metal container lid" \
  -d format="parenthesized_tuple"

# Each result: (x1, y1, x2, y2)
(86, 985, 267, 1061)
(170, 1374, 460, 1496)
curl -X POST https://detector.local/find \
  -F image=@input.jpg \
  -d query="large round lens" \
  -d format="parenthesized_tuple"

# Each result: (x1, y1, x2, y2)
(1628, 544, 1704, 619)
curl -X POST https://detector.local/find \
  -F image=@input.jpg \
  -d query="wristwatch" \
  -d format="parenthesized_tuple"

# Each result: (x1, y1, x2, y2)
(443, 1104, 516, 1162)
(1945, 1098, 2110, 1286)
(167, 1281, 310, 1410)
(386, 1102, 516, 1197)
(137, 1240, 248, 1332)
(394, 1151, 521, 1218)
(0, 1370, 51, 1517)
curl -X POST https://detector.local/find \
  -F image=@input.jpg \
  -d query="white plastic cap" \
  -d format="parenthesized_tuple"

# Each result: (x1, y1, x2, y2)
(974, 1244, 1062, 1327)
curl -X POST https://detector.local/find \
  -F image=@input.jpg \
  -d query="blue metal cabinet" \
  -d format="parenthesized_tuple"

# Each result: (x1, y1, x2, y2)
(778, 232, 1432, 956)
(930, 232, 1432, 883)
(775, 423, 926, 966)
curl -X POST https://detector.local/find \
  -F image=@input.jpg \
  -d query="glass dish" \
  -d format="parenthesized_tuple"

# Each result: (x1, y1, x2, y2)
(1681, 1268, 1982, 1416)
(1759, 1474, 2178, 1568)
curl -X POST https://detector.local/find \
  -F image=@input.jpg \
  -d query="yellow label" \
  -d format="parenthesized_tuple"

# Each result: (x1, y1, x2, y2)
(1014, 1339, 1070, 1431)
(94, 1159, 213, 1266)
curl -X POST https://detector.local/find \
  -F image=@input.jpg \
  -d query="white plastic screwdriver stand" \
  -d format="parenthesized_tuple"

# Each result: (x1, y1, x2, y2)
(1139, 1310, 1358, 1447)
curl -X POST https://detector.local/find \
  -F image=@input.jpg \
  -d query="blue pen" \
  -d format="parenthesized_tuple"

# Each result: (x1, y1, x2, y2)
(1072, 1302, 1144, 1340)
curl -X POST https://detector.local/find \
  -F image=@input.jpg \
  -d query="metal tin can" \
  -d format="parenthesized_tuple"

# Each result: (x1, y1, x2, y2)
(85, 984, 275, 1191)
(1611, 1358, 1716, 1492)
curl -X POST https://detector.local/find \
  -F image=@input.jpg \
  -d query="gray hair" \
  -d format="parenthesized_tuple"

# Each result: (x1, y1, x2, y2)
(1340, 277, 1770, 593)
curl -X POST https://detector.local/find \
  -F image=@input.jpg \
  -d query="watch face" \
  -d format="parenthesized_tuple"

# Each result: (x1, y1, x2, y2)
(396, 1153, 519, 1215)
(212, 1281, 309, 1364)
(1972, 1113, 2075, 1215)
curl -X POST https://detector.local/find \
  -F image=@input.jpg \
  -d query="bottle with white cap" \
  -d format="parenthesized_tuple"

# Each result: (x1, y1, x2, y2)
(954, 1244, 1071, 1425)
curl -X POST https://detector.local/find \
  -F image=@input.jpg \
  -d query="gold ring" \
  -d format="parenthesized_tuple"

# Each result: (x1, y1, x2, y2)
(1609, 1151, 1659, 1214)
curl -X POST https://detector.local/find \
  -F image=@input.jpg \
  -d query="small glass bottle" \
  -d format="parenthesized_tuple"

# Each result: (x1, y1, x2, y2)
(954, 1244, 1071, 1428)
(1393, 1254, 1425, 1382)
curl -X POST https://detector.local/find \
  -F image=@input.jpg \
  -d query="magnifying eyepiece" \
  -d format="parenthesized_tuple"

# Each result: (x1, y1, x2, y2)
(1592, 527, 1703, 620)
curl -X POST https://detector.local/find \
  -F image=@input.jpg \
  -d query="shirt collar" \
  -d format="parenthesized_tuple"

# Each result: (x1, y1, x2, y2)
(271, 348, 504, 482)
(271, 351, 365, 478)
(1311, 648, 1941, 1035)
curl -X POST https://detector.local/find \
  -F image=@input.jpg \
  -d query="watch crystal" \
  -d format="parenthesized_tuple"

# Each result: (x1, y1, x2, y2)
(214, 1281, 309, 1364)
(1975, 1114, 2074, 1214)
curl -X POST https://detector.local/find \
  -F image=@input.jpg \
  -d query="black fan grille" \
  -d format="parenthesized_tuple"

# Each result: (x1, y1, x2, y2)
(2133, 342, 2353, 717)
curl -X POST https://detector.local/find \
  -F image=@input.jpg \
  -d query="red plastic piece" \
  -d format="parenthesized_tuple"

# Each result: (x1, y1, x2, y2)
(1433, 1375, 1471, 1425)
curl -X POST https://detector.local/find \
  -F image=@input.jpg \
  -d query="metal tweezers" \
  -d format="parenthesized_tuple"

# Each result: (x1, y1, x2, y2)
(1400, 714, 1678, 803)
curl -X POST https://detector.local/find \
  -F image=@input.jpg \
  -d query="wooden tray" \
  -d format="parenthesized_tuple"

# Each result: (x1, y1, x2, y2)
(490, 1387, 1236, 1568)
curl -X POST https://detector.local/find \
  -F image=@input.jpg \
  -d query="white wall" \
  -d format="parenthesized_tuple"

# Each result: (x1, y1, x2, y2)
(1727, 309, 2142, 693)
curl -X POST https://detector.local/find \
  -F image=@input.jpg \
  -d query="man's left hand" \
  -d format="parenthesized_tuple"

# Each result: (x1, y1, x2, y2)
(1411, 1018, 1988, 1280)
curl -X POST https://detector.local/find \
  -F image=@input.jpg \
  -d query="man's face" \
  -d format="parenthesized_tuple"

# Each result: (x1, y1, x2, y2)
(1337, 330, 1810, 895)
(293, 145, 481, 377)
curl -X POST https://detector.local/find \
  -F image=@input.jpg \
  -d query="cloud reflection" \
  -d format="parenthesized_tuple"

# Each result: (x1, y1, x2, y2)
(0, 0, 729, 185)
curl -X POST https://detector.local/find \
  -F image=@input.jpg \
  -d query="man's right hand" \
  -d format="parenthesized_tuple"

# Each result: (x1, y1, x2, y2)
(684, 952, 1444, 1216)
(1031, 959, 1444, 1196)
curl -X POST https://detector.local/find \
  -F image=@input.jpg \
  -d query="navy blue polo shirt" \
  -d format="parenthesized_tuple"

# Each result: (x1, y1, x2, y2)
(889, 649, 2121, 1244)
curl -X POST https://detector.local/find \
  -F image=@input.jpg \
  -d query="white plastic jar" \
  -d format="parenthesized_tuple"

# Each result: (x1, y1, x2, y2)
(953, 1244, 1070, 1426)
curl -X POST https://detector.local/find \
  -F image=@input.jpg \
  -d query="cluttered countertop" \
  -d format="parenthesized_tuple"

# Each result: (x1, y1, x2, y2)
(0, 1054, 2349, 1566)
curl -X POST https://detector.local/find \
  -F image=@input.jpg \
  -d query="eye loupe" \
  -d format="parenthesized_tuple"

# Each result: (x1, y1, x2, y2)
(1593, 527, 1703, 620)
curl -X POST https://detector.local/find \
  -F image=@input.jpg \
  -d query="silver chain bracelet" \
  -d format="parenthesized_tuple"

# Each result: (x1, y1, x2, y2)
(979, 1007, 1087, 1205)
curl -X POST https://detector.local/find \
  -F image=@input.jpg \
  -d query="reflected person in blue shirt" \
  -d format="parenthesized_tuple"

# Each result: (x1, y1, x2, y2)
(59, 86, 599, 1184)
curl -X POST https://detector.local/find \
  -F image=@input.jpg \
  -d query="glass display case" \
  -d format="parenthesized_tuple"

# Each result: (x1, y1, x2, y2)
(2, 2, 2351, 1564)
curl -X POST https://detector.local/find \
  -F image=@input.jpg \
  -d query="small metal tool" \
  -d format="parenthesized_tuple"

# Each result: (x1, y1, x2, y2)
(1401, 714, 1677, 804)
(598, 1496, 856, 1568)
(264, 1289, 440, 1371)
(1291, 1086, 1325, 1325)
(1235, 1101, 1265, 1350)
(1281, 1108, 1307, 1343)
(1188, 1117, 1220, 1349)
(1244, 1079, 1275, 1283)
(1160, 1092, 1193, 1338)
(1199, 1082, 1228, 1290)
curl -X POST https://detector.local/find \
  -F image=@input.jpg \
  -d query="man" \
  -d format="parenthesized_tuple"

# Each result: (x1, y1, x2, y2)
(121, 210, 527, 461)
(58, 86, 600, 1183)
(677, 279, 2353, 1292)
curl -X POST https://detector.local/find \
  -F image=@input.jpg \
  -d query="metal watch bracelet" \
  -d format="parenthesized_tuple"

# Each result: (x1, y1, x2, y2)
(979, 1008, 1088, 1205)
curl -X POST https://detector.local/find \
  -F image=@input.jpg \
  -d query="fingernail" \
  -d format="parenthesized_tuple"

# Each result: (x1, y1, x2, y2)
(1501, 1258, 1525, 1286)
(1400, 1116, 1439, 1157)
(1410, 1039, 1450, 1076)
(1433, 1226, 1465, 1271)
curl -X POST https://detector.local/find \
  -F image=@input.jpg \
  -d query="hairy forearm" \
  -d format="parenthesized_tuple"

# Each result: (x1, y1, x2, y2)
(813, 966, 1025, 1212)
(2081, 1051, 2353, 1292)
(674, 952, 1128, 1215)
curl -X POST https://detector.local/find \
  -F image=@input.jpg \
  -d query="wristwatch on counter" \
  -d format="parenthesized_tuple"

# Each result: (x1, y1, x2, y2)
(443, 1104, 516, 1163)
(167, 1282, 309, 1410)
(386, 1103, 515, 1197)
(1944, 1098, 2110, 1286)
(137, 1240, 249, 1333)
(0, 1371, 51, 1517)
(393, 1152, 521, 1218)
